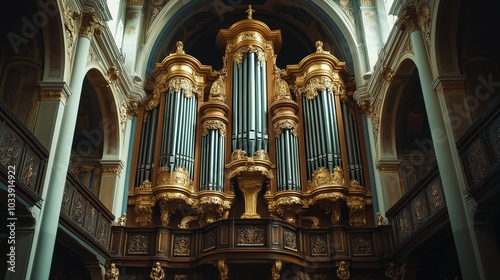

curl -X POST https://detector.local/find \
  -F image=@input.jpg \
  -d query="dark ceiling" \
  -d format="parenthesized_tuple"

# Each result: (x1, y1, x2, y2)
(147, 0, 353, 74)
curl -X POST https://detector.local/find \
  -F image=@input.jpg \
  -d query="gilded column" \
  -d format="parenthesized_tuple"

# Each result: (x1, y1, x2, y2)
(398, 3, 483, 279)
(30, 10, 103, 280)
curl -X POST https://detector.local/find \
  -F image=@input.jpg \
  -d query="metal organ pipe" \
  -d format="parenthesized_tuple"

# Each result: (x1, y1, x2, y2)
(136, 106, 158, 185)
(231, 51, 268, 155)
(342, 102, 364, 186)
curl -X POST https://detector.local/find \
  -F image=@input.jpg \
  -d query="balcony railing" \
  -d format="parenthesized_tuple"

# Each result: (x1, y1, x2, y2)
(108, 218, 394, 270)
(457, 97, 500, 200)
(386, 167, 447, 246)
(60, 170, 114, 256)
(0, 101, 48, 204)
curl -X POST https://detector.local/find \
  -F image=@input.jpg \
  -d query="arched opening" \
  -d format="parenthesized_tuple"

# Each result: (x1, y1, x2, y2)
(0, 0, 44, 130)
(70, 76, 105, 197)
(395, 70, 433, 191)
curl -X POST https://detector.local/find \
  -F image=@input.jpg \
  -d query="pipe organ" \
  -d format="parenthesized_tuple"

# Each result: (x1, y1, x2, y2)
(124, 7, 377, 277)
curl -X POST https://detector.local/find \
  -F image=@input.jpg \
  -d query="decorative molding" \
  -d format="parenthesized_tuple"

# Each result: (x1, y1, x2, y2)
(381, 65, 394, 82)
(218, 259, 228, 280)
(39, 90, 68, 104)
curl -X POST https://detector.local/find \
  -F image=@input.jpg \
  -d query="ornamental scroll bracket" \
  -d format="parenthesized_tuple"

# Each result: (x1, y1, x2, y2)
(152, 166, 195, 226)
(308, 166, 349, 226)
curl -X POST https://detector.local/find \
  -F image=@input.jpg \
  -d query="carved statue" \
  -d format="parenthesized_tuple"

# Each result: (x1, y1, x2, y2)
(377, 212, 385, 225)
(150, 262, 165, 280)
(385, 262, 401, 280)
(336, 261, 350, 280)
(218, 259, 228, 280)
(105, 263, 119, 280)
(116, 213, 127, 226)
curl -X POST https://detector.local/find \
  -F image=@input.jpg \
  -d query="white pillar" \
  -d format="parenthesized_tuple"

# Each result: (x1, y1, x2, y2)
(400, 4, 484, 279)
(29, 12, 101, 280)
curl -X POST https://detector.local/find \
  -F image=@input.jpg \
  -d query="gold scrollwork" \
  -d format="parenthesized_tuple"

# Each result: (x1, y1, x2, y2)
(274, 119, 298, 137)
(167, 77, 203, 99)
(209, 69, 227, 102)
(234, 45, 266, 68)
(202, 120, 226, 137)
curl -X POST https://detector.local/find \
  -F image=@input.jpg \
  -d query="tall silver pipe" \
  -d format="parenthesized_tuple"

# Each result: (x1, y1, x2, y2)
(249, 52, 256, 153)
(261, 63, 268, 150)
(232, 62, 238, 150)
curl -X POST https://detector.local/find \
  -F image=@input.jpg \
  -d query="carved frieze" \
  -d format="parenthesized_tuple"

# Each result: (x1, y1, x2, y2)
(203, 230, 216, 251)
(173, 235, 190, 256)
(467, 139, 489, 184)
(237, 226, 265, 246)
(283, 229, 297, 251)
(128, 234, 150, 254)
(310, 235, 327, 256)
(71, 192, 85, 226)
(21, 149, 39, 188)
(352, 235, 373, 256)
(0, 126, 22, 167)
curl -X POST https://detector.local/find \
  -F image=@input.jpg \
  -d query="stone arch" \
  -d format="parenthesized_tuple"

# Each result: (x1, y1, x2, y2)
(38, 0, 67, 81)
(70, 68, 120, 201)
(378, 58, 417, 161)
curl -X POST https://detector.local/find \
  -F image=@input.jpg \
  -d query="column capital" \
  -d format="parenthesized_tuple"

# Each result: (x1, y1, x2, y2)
(432, 76, 467, 94)
(396, 3, 419, 32)
(79, 12, 102, 38)
(38, 82, 71, 104)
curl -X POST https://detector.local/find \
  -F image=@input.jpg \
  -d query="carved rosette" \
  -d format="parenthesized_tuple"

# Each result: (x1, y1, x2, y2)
(153, 166, 195, 226)
(308, 166, 349, 226)
(347, 180, 372, 227)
